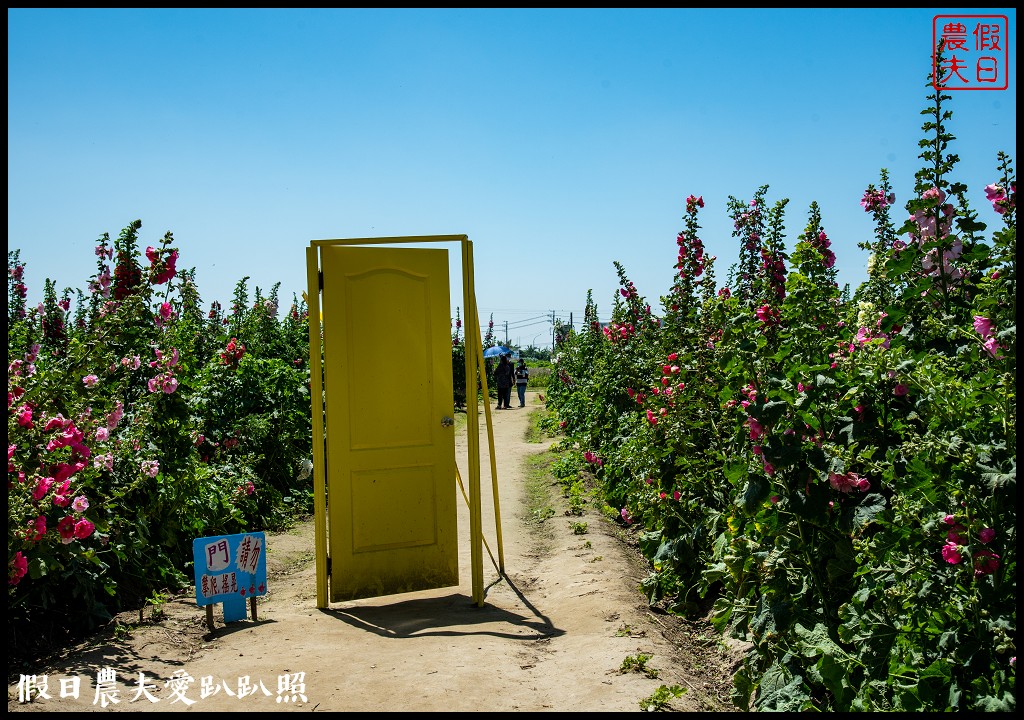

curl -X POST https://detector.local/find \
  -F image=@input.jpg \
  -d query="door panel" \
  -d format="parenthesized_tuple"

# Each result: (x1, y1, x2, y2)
(321, 245, 458, 601)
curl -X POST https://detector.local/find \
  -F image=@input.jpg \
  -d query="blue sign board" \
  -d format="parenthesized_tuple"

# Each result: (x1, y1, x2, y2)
(192, 532, 267, 622)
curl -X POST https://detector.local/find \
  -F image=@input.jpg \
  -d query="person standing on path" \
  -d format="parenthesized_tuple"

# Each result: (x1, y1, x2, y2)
(515, 358, 529, 408)
(495, 354, 515, 410)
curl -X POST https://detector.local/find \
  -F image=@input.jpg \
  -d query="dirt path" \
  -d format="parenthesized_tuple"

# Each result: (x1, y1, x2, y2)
(8, 392, 742, 712)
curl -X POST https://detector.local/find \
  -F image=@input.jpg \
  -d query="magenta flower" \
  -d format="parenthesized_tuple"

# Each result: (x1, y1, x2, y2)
(73, 518, 96, 540)
(672, 490, 681, 501)
(94, 427, 109, 442)
(978, 527, 996, 544)
(893, 384, 909, 397)
(32, 477, 54, 501)
(941, 541, 962, 565)
(620, 507, 633, 525)
(57, 516, 76, 544)
(763, 461, 775, 477)
(82, 374, 99, 388)
(28, 516, 46, 541)
(646, 410, 658, 425)
(72, 495, 90, 513)
(972, 548, 1000, 576)
(9, 552, 28, 586)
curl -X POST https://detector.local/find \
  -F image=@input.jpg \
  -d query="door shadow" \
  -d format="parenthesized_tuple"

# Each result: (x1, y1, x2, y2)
(320, 575, 562, 641)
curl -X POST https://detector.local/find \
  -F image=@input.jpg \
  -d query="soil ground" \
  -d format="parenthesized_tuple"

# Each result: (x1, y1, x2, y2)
(8, 391, 744, 712)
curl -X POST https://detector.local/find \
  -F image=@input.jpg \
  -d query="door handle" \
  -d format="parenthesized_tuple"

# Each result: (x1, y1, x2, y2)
(441, 416, 454, 427)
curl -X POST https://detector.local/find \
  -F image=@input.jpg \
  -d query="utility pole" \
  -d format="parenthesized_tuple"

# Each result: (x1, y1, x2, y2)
(505, 321, 508, 346)
(550, 310, 556, 350)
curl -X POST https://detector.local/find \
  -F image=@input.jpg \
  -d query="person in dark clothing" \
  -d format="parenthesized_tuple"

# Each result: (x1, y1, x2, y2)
(495, 354, 515, 410)
(515, 358, 529, 407)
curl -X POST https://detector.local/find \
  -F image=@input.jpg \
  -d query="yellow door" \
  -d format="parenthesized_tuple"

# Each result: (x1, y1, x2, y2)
(321, 245, 458, 601)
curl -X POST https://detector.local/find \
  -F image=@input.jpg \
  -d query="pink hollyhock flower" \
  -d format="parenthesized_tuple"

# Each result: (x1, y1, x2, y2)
(33, 477, 54, 501)
(28, 515, 46, 541)
(894, 384, 909, 397)
(72, 496, 90, 513)
(941, 541, 962, 564)
(770, 495, 780, 504)
(17, 405, 33, 429)
(752, 445, 763, 455)
(646, 410, 657, 425)
(978, 527, 996, 544)
(142, 460, 160, 477)
(620, 508, 633, 525)
(162, 376, 179, 394)
(983, 337, 1003, 359)
(106, 401, 124, 430)
(672, 491, 681, 501)
(748, 418, 764, 441)
(159, 302, 172, 320)
(9, 551, 28, 586)
(667, 353, 678, 361)
(95, 427, 109, 442)
(828, 471, 870, 493)
(82, 374, 99, 388)
(58, 516, 76, 544)
(74, 518, 95, 539)
(972, 315, 995, 339)
(972, 548, 1000, 576)
(763, 461, 775, 477)
(42, 415, 66, 432)
(943, 514, 957, 525)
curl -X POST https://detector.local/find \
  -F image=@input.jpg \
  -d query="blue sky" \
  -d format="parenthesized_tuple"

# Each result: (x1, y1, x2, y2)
(8, 8, 1017, 349)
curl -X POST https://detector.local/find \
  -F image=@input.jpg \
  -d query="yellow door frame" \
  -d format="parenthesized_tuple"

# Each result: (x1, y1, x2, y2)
(306, 235, 503, 608)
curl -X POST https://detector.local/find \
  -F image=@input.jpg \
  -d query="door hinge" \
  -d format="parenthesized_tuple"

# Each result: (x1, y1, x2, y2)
(318, 269, 323, 291)
(326, 556, 331, 576)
